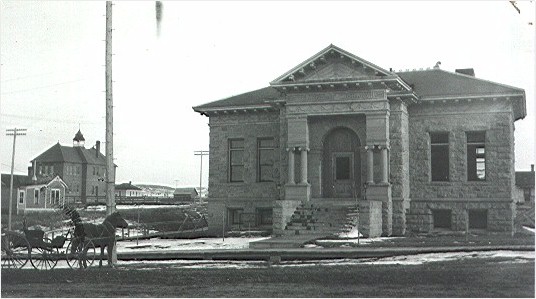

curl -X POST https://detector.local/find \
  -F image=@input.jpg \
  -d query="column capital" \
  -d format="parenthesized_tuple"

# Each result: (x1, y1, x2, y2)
(286, 147, 295, 152)
(298, 147, 310, 152)
(378, 145, 391, 151)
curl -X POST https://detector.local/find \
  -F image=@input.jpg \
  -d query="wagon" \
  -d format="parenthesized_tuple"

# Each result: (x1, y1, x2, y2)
(1, 228, 97, 270)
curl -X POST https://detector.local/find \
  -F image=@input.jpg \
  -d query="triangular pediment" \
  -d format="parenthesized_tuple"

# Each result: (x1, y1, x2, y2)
(270, 44, 394, 86)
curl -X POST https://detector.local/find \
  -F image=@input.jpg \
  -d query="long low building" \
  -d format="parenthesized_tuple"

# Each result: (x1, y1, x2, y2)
(194, 44, 526, 237)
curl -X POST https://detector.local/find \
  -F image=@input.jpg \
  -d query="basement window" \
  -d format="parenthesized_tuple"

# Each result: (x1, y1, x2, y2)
(430, 132, 449, 181)
(228, 208, 243, 225)
(469, 209, 488, 229)
(467, 131, 486, 181)
(256, 208, 273, 226)
(432, 209, 452, 229)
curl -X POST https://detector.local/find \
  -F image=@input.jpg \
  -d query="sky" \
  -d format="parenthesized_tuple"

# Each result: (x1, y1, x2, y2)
(1, 1, 535, 188)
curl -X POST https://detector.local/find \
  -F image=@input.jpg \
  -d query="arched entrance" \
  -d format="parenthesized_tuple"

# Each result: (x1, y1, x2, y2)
(322, 127, 361, 198)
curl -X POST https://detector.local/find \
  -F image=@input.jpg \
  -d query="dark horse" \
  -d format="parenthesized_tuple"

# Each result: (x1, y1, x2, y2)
(71, 211, 128, 268)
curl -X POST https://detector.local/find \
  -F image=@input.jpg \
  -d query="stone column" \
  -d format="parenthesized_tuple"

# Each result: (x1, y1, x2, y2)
(366, 146, 374, 184)
(299, 147, 308, 184)
(381, 146, 389, 184)
(287, 148, 295, 185)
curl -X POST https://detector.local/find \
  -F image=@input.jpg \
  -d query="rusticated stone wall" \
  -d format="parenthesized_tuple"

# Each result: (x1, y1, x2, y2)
(206, 112, 281, 235)
(407, 100, 516, 233)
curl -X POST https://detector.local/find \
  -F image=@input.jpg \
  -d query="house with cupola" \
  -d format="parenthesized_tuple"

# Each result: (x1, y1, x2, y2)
(193, 44, 526, 237)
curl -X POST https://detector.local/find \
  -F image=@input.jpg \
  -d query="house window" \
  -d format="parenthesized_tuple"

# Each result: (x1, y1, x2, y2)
(44, 165, 48, 175)
(39, 165, 42, 175)
(50, 165, 54, 175)
(430, 132, 449, 181)
(228, 208, 243, 225)
(468, 209, 488, 229)
(229, 139, 245, 182)
(34, 189, 39, 205)
(467, 131, 486, 181)
(258, 138, 275, 182)
(18, 191, 25, 204)
(51, 189, 60, 205)
(432, 209, 452, 229)
(256, 208, 273, 225)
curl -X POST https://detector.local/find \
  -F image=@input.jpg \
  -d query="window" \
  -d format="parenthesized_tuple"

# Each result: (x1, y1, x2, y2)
(229, 139, 245, 182)
(468, 209, 488, 229)
(335, 155, 352, 180)
(256, 208, 273, 225)
(34, 189, 39, 205)
(467, 132, 486, 181)
(93, 166, 96, 175)
(228, 208, 243, 225)
(432, 209, 452, 229)
(430, 132, 449, 181)
(44, 165, 48, 175)
(39, 166, 42, 175)
(50, 165, 54, 175)
(51, 189, 60, 205)
(18, 191, 25, 204)
(258, 138, 275, 182)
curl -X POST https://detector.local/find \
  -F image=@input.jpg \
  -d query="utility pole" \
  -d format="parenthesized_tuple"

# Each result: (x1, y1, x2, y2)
(6, 128, 26, 231)
(105, 1, 115, 217)
(194, 150, 209, 204)
(105, 1, 117, 265)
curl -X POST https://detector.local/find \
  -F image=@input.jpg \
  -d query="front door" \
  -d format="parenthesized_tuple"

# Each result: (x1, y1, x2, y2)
(322, 127, 361, 198)
(332, 152, 354, 197)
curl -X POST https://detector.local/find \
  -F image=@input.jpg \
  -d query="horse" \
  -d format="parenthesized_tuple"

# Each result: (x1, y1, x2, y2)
(71, 211, 128, 268)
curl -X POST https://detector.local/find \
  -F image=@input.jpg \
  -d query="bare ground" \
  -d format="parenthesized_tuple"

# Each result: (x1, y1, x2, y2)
(1, 257, 534, 297)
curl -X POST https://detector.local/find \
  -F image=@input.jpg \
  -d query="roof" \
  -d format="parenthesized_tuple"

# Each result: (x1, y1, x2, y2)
(396, 68, 524, 98)
(516, 171, 535, 189)
(194, 87, 281, 110)
(33, 143, 107, 165)
(20, 175, 68, 188)
(73, 129, 85, 142)
(116, 182, 142, 191)
(194, 45, 526, 120)
(174, 188, 198, 195)
(1, 174, 29, 188)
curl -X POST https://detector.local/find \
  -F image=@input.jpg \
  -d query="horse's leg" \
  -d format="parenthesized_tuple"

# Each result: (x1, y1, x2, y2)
(107, 242, 114, 267)
(100, 246, 105, 267)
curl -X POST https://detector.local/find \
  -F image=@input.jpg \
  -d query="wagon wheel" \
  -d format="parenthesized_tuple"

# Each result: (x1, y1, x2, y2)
(66, 238, 96, 269)
(1, 231, 31, 269)
(30, 238, 59, 270)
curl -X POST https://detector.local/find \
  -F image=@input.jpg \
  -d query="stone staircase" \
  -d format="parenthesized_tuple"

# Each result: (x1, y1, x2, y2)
(282, 202, 359, 236)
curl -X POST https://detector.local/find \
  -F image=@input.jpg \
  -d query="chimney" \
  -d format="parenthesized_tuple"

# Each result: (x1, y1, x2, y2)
(96, 141, 100, 158)
(455, 68, 475, 77)
(32, 160, 37, 183)
(531, 164, 534, 172)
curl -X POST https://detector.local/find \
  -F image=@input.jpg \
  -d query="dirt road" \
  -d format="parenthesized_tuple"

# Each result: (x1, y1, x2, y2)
(2, 258, 534, 297)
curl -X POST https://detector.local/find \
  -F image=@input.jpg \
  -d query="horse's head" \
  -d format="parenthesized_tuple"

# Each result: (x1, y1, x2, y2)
(106, 211, 129, 228)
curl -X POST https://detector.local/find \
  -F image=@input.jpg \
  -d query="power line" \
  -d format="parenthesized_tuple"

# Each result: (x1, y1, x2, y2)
(0, 78, 91, 95)
(1, 113, 102, 125)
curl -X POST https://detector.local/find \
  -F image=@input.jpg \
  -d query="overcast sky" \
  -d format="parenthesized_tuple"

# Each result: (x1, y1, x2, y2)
(1, 1, 534, 188)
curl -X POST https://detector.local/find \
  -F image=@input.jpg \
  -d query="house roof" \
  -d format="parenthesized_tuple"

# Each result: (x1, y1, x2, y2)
(516, 171, 535, 189)
(174, 188, 198, 195)
(193, 45, 526, 120)
(20, 175, 68, 188)
(33, 143, 107, 165)
(1, 174, 29, 188)
(116, 182, 142, 191)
